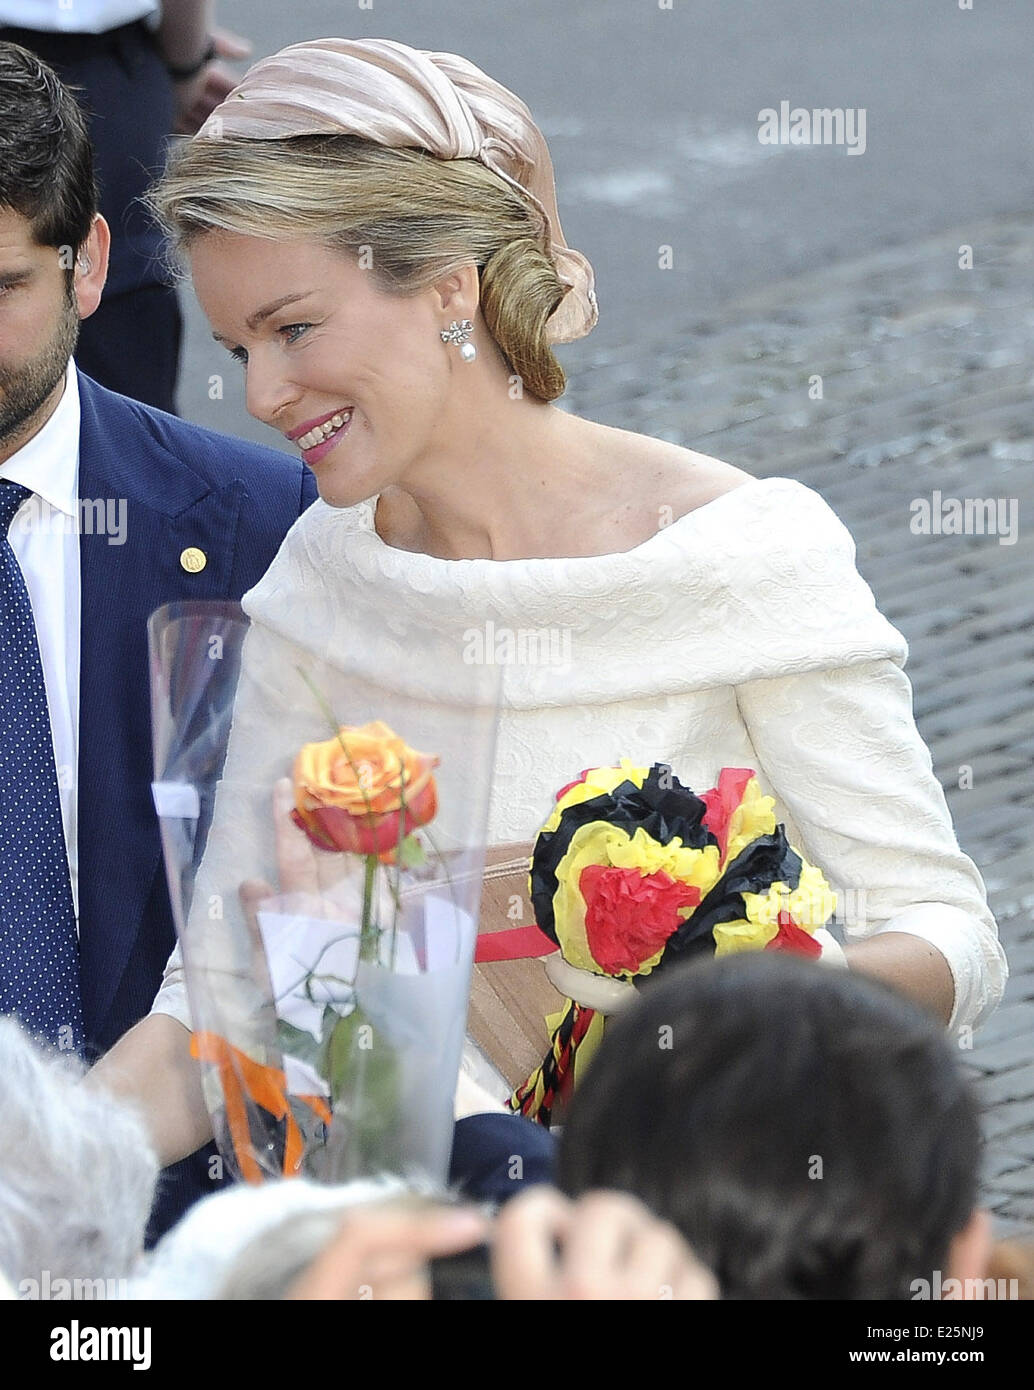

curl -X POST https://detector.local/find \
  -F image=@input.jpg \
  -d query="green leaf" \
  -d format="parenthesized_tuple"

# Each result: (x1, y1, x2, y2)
(275, 1019, 322, 1067)
(323, 1009, 364, 1098)
(397, 834, 427, 869)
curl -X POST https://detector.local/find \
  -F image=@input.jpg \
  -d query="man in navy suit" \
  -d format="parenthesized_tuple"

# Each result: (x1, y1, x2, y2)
(0, 41, 316, 1234)
(1, 43, 553, 1234)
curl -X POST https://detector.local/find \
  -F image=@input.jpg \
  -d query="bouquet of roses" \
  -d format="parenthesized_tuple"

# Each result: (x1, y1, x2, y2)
(508, 760, 839, 1125)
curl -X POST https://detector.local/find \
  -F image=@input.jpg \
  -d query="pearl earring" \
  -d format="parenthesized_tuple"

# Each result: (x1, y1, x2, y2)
(440, 319, 477, 362)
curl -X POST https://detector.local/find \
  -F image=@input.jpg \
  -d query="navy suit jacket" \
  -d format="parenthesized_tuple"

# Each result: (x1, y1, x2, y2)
(74, 368, 318, 1058)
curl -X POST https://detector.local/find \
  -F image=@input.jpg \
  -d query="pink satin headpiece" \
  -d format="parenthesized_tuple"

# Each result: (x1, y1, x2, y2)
(196, 37, 598, 345)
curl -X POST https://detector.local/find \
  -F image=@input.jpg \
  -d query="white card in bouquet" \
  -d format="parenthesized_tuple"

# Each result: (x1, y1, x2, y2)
(256, 907, 360, 1095)
(257, 893, 477, 1097)
(420, 894, 477, 972)
(362, 894, 475, 973)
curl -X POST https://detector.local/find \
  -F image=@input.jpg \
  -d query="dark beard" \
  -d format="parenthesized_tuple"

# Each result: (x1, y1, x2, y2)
(0, 280, 81, 448)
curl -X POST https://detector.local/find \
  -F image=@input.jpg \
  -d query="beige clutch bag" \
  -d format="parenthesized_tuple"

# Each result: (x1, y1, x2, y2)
(466, 841, 567, 1091)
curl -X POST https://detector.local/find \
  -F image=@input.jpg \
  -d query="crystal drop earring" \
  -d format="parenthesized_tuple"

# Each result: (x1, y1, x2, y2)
(440, 319, 477, 362)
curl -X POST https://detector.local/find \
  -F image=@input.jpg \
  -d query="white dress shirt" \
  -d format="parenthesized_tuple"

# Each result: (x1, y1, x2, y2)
(0, 362, 81, 921)
(0, 1, 160, 33)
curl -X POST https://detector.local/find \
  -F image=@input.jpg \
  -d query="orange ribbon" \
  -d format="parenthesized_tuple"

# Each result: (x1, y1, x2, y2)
(191, 1031, 332, 1182)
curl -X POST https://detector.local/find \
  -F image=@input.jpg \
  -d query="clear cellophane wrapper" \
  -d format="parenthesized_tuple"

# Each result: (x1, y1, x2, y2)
(149, 600, 503, 1185)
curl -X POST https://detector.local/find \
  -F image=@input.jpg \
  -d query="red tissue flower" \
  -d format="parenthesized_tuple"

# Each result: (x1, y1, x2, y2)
(580, 864, 703, 976)
(764, 910, 823, 959)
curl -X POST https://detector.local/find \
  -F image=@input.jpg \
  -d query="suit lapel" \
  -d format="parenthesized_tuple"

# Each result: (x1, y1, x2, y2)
(76, 371, 242, 1045)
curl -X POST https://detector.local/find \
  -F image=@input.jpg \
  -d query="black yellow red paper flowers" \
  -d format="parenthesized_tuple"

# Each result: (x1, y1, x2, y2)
(512, 762, 836, 1124)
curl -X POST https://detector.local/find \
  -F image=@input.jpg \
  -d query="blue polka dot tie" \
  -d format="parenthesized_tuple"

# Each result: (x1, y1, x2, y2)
(0, 481, 83, 1053)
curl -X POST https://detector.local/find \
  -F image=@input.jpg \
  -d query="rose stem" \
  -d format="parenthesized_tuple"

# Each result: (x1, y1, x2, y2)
(360, 852, 378, 963)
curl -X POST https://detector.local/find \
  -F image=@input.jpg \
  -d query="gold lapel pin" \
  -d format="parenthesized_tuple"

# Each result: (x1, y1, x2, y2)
(179, 546, 207, 574)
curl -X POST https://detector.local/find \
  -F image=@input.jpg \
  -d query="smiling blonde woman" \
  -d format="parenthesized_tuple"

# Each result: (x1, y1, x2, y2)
(92, 38, 1005, 1158)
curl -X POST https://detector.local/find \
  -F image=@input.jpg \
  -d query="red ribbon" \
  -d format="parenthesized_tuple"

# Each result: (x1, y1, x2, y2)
(475, 923, 558, 963)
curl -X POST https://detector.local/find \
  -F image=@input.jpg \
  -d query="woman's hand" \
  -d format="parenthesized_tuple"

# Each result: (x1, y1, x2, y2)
(240, 780, 483, 1119)
(238, 777, 369, 934)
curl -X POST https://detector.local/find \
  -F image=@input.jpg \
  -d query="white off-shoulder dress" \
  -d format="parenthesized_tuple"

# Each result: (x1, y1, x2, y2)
(150, 476, 1007, 1036)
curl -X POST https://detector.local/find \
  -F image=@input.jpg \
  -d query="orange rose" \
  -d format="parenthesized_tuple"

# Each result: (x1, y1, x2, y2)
(291, 720, 439, 863)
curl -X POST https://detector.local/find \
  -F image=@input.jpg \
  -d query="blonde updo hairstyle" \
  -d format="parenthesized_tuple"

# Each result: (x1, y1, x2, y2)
(148, 133, 569, 402)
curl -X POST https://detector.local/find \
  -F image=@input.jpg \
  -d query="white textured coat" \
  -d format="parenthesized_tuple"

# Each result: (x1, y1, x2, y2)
(152, 477, 1006, 1036)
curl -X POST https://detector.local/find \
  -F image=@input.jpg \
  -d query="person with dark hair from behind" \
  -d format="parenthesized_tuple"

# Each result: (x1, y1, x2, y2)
(557, 953, 991, 1300)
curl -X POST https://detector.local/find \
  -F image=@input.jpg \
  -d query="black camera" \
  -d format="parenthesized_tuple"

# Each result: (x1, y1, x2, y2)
(428, 1243, 496, 1300)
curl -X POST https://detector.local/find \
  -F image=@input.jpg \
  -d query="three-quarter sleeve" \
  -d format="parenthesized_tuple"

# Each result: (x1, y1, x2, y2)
(149, 942, 190, 1028)
(733, 656, 1007, 1032)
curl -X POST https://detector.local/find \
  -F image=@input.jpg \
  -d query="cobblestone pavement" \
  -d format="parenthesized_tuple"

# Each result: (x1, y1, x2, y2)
(563, 211, 1034, 1235)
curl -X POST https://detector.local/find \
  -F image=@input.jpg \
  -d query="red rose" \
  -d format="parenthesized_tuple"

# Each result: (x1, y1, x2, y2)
(580, 864, 702, 976)
(291, 785, 436, 861)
